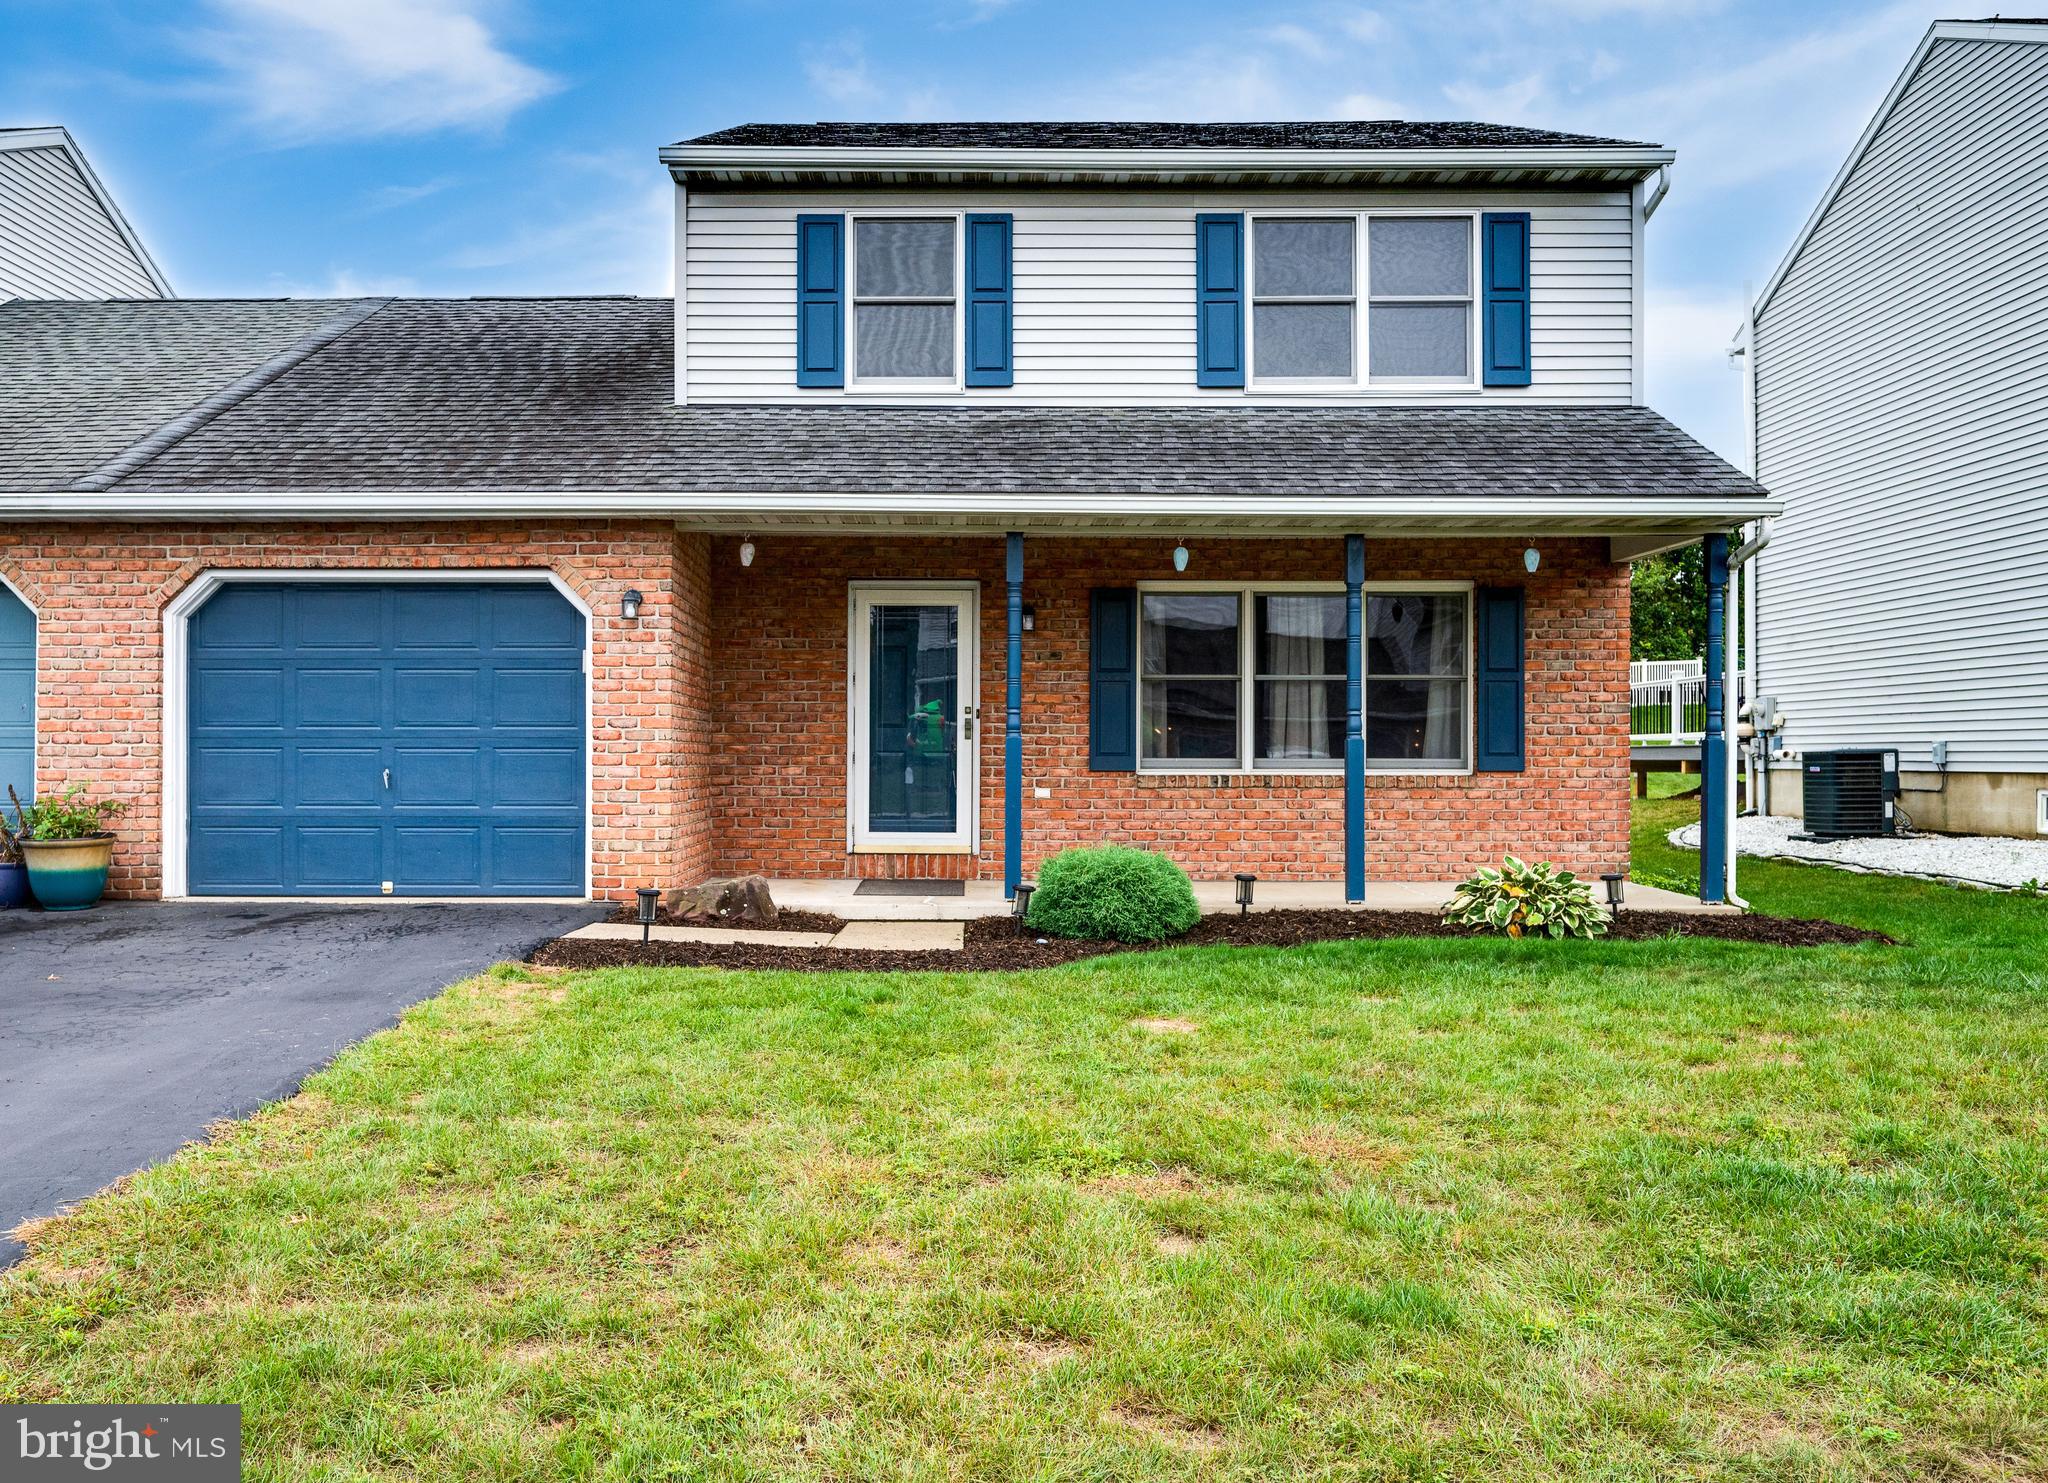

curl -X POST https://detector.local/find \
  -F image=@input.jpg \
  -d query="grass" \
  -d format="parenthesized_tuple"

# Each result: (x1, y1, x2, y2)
(4, 797, 2047, 1480)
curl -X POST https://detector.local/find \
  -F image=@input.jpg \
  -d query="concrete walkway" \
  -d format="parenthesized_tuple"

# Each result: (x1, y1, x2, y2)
(0, 899, 605, 1267)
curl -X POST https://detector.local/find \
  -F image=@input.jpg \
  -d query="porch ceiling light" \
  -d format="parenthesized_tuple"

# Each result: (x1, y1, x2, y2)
(636, 887, 662, 942)
(1172, 543, 1191, 572)
(1524, 546, 1541, 573)
(1601, 872, 1626, 913)
(620, 588, 644, 621)
(1235, 872, 1257, 914)
(739, 538, 756, 568)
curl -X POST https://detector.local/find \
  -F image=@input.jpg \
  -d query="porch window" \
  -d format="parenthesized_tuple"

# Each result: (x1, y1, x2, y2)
(853, 217, 957, 382)
(1138, 586, 1470, 772)
(1251, 218, 1355, 380)
(1367, 591, 1468, 767)
(1140, 593, 1240, 763)
(1367, 217, 1472, 380)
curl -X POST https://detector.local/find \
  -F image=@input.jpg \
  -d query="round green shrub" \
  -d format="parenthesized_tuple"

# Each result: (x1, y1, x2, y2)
(1025, 844, 1201, 942)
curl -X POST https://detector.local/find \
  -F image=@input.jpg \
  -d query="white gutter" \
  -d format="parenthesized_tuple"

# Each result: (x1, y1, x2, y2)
(658, 142, 1675, 181)
(0, 489, 1780, 522)
(1638, 164, 1671, 220)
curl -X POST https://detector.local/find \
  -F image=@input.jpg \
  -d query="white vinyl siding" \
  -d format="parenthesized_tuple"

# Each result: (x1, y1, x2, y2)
(683, 189, 1634, 405)
(1753, 34, 2048, 773)
(0, 143, 162, 300)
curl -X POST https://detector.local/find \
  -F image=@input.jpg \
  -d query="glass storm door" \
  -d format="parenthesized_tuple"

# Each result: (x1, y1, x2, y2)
(850, 586, 977, 851)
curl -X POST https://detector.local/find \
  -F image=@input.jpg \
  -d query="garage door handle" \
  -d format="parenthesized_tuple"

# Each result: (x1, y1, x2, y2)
(383, 768, 392, 790)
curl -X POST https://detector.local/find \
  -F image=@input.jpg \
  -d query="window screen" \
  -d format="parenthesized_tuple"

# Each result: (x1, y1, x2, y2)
(854, 218, 956, 379)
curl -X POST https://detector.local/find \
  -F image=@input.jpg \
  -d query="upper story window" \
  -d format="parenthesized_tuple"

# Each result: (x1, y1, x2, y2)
(852, 216, 957, 383)
(1246, 213, 1476, 388)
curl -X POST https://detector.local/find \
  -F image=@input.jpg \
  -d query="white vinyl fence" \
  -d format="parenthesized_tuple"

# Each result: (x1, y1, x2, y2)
(1631, 662, 1747, 744)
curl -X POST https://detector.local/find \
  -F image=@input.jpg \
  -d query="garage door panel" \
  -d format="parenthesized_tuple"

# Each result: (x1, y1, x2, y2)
(188, 827, 285, 890)
(395, 668, 480, 725)
(298, 828, 381, 886)
(191, 747, 283, 806)
(188, 582, 584, 897)
(494, 827, 581, 886)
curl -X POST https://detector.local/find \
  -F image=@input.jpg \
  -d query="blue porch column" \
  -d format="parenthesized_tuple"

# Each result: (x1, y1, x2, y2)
(1700, 531, 1730, 903)
(1004, 532, 1024, 900)
(1344, 534, 1366, 903)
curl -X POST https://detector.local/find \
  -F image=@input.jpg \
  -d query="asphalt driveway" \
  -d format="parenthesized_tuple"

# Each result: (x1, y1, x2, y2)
(0, 900, 605, 1266)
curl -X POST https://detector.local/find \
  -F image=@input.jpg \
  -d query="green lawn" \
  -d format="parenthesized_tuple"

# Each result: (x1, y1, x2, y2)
(4, 799, 2046, 1480)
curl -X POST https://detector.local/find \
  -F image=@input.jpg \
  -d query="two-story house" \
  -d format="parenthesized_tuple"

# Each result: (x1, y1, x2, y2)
(0, 120, 1772, 905)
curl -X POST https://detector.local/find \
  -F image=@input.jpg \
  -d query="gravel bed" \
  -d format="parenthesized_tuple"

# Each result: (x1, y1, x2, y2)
(1670, 815, 2048, 891)
(530, 907, 1887, 973)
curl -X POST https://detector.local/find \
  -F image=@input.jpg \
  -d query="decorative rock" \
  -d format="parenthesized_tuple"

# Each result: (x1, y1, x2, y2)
(663, 874, 779, 925)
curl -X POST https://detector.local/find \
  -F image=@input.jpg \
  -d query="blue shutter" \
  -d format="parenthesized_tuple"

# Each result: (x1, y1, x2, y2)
(796, 214, 844, 388)
(964, 213, 1013, 388)
(1475, 586, 1525, 772)
(1195, 212, 1244, 388)
(1481, 212, 1532, 388)
(1089, 587, 1137, 771)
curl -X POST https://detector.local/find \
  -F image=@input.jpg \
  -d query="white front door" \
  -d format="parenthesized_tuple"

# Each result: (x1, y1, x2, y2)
(849, 584, 978, 852)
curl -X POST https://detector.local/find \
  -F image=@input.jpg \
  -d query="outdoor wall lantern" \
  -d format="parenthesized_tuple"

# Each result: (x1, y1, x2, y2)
(620, 589, 644, 621)
(1011, 880, 1036, 931)
(1524, 546, 1541, 573)
(636, 888, 662, 942)
(1601, 872, 1626, 913)
(1172, 543, 1191, 572)
(1235, 872, 1257, 914)
(1020, 605, 1036, 631)
(739, 538, 756, 568)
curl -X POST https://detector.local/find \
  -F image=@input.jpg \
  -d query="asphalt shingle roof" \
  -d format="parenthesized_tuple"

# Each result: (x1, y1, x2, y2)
(675, 120, 1657, 151)
(0, 298, 369, 492)
(0, 296, 1761, 501)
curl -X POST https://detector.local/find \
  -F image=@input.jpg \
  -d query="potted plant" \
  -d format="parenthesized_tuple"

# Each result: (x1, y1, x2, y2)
(0, 787, 27, 909)
(16, 783, 128, 911)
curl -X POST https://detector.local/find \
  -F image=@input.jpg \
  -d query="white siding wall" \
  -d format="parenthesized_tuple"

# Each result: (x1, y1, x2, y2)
(0, 143, 162, 300)
(1754, 35, 2048, 772)
(684, 188, 1635, 405)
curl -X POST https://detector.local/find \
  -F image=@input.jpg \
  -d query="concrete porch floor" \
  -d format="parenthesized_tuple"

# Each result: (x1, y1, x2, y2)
(770, 878, 1729, 921)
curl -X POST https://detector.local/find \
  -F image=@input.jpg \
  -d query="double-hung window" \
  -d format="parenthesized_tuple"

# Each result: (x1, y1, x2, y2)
(1245, 214, 1476, 386)
(1138, 586, 1470, 772)
(852, 216, 957, 383)
(1251, 219, 1355, 380)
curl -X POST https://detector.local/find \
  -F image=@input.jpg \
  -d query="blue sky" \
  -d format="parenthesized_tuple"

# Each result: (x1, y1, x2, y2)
(1, 0, 2007, 461)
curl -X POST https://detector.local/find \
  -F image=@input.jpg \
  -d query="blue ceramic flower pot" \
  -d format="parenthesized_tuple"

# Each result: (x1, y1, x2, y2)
(0, 860, 28, 909)
(21, 836, 114, 911)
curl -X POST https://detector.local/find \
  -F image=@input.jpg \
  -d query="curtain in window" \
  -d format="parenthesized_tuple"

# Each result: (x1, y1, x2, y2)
(1259, 594, 1343, 762)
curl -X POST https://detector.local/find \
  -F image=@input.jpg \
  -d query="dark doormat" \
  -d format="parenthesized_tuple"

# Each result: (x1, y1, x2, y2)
(854, 879, 967, 897)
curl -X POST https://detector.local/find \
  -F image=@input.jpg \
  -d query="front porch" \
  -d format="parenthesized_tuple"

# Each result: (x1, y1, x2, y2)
(766, 876, 1732, 921)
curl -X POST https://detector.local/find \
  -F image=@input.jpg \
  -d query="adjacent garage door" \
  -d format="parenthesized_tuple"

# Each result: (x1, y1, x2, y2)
(187, 581, 586, 896)
(0, 583, 31, 808)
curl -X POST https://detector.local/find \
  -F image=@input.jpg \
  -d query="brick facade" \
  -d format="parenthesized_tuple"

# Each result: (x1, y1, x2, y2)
(0, 521, 703, 899)
(708, 533, 1630, 883)
(3, 523, 1627, 899)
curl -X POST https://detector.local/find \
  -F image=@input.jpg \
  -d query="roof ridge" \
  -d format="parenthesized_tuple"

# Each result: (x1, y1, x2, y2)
(72, 297, 392, 492)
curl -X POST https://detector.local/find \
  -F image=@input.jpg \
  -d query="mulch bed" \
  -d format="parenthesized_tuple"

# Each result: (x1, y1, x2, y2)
(532, 906, 1891, 974)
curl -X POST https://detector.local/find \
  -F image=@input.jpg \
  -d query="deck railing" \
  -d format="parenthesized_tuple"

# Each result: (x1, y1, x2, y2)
(1631, 668, 1746, 744)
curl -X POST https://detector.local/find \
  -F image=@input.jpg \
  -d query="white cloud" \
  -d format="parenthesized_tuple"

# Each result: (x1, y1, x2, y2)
(187, 0, 556, 140)
(1334, 90, 1408, 119)
(1645, 286, 1749, 464)
(1441, 72, 1549, 122)
(952, 0, 1020, 21)
(804, 37, 883, 106)
(265, 267, 424, 297)
(362, 178, 455, 212)
(1261, 22, 1333, 60)
(1333, 7, 1387, 43)
(444, 153, 672, 294)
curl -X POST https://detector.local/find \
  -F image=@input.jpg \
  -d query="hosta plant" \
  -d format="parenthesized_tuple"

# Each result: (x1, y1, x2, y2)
(1442, 854, 1608, 940)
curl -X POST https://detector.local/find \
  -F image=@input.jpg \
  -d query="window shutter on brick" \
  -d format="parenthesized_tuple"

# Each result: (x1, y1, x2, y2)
(964, 213, 1014, 387)
(1475, 585, 1526, 771)
(1480, 212, 1532, 388)
(1089, 587, 1138, 771)
(796, 214, 845, 387)
(1195, 212, 1245, 388)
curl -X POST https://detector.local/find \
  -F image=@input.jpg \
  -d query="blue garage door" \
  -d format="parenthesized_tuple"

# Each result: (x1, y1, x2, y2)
(0, 584, 31, 810)
(187, 582, 586, 896)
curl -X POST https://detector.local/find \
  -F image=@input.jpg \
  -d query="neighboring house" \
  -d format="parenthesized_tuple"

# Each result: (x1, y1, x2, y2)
(1745, 18, 2048, 838)
(0, 127, 172, 301)
(0, 120, 1772, 904)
